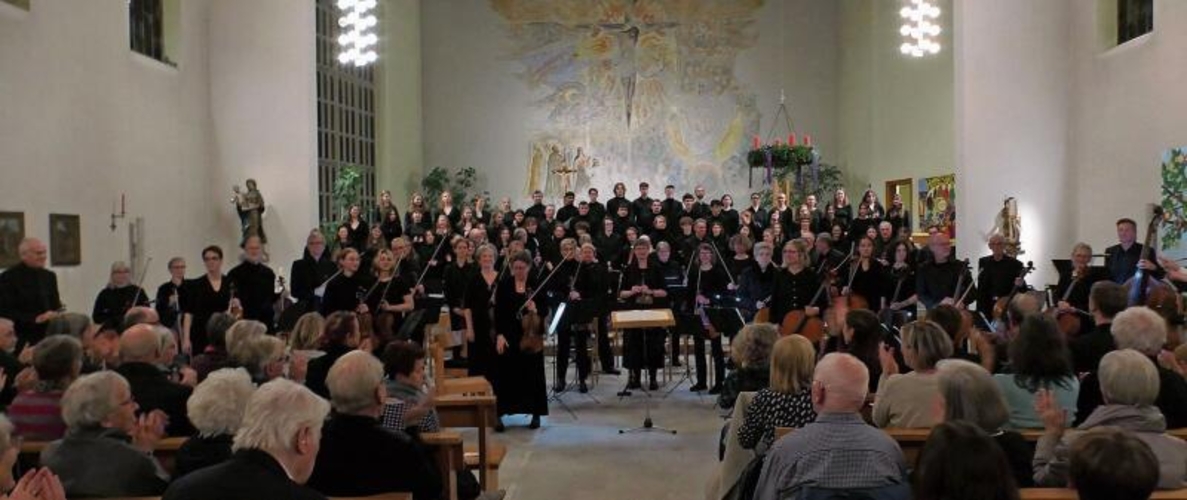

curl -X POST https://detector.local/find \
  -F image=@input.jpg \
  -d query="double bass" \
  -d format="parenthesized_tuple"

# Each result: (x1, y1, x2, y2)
(1123, 206, 1182, 345)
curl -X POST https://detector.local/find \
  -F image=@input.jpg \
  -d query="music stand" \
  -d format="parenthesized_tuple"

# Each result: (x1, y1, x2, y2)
(664, 312, 702, 397)
(705, 306, 745, 339)
(394, 310, 426, 341)
(613, 309, 678, 435)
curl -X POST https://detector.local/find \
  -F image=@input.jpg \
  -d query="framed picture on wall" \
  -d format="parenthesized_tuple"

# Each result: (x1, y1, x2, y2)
(49, 214, 81, 266)
(0, 212, 24, 269)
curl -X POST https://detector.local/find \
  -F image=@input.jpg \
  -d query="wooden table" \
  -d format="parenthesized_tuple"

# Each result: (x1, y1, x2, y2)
(436, 394, 498, 491)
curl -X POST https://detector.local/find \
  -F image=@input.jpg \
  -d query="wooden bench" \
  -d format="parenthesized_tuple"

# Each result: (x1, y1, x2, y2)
(20, 436, 187, 475)
(101, 494, 412, 500)
(437, 394, 502, 493)
(1020, 488, 1187, 499)
(422, 431, 465, 500)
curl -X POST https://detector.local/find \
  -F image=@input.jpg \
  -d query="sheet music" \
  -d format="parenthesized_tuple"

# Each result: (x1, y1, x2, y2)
(614, 309, 672, 323)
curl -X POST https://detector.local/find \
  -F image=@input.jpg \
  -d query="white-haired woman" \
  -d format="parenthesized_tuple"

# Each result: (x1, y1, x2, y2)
(163, 379, 331, 499)
(175, 368, 256, 478)
(936, 359, 1033, 487)
(42, 371, 168, 498)
(91, 261, 149, 325)
(1035, 349, 1187, 489)
(233, 335, 292, 384)
(0, 414, 67, 500)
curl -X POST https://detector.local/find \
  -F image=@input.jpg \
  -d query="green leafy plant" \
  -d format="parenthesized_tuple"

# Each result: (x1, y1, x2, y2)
(421, 166, 479, 205)
(1161, 148, 1187, 249)
(320, 165, 364, 236)
(757, 163, 845, 209)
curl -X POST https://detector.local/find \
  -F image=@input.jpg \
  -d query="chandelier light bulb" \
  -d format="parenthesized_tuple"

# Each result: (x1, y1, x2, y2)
(899, 0, 941, 58)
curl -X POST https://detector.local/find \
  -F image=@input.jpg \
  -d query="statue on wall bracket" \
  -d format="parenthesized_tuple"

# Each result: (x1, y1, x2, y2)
(994, 196, 1022, 257)
(232, 179, 267, 248)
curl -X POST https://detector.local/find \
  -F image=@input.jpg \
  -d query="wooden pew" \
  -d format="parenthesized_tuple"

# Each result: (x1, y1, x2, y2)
(437, 394, 501, 493)
(1020, 488, 1187, 499)
(20, 436, 187, 475)
(421, 431, 465, 500)
(107, 495, 414, 500)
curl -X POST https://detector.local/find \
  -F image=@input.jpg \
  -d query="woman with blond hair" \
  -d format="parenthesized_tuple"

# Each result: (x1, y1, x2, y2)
(287, 312, 325, 359)
(737, 334, 818, 451)
(873, 319, 954, 428)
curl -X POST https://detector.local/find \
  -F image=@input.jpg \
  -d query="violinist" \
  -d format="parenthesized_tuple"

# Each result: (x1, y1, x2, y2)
(320, 248, 375, 316)
(769, 239, 825, 330)
(618, 238, 668, 391)
(92, 261, 149, 326)
(916, 233, 975, 310)
(737, 242, 777, 321)
(654, 241, 686, 367)
(842, 236, 886, 311)
(291, 229, 336, 313)
(364, 248, 414, 347)
(812, 234, 846, 274)
(182, 246, 231, 355)
(975, 234, 1025, 316)
(687, 243, 729, 393)
(883, 239, 920, 323)
(389, 236, 421, 287)
(555, 240, 603, 393)
(493, 250, 549, 430)
(1054, 243, 1107, 337)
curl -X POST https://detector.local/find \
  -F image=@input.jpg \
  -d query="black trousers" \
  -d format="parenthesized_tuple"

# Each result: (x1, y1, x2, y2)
(556, 325, 592, 383)
(624, 328, 665, 370)
(694, 333, 725, 386)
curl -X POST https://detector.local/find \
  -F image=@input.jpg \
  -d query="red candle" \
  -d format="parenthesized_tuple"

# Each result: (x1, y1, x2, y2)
(805, 135, 813, 147)
(789, 133, 796, 146)
(752, 136, 760, 150)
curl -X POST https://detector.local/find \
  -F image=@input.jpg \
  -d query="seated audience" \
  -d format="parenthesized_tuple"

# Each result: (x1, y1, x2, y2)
(1035, 349, 1187, 489)
(936, 358, 1033, 486)
(288, 312, 326, 360)
(42, 371, 169, 497)
(115, 324, 195, 436)
(85, 319, 122, 372)
(994, 315, 1079, 429)
(190, 313, 236, 381)
(926, 305, 992, 372)
(755, 353, 908, 500)
(8, 335, 82, 440)
(1070, 282, 1124, 374)
(825, 309, 890, 393)
(873, 320, 953, 428)
(306, 351, 440, 499)
(233, 335, 289, 384)
(0, 318, 25, 408)
(224, 319, 267, 365)
(163, 379, 330, 500)
(1076, 306, 1187, 428)
(123, 306, 160, 328)
(737, 334, 817, 451)
(912, 420, 1021, 500)
(380, 341, 439, 434)
(0, 414, 66, 500)
(1069, 428, 1160, 500)
(719, 323, 777, 410)
(304, 311, 361, 399)
(175, 368, 256, 478)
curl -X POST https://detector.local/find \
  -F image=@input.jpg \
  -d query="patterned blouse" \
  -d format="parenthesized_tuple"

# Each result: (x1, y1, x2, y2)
(738, 387, 817, 450)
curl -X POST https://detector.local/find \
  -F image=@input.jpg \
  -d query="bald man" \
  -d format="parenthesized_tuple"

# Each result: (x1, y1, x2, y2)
(115, 324, 194, 436)
(976, 234, 1026, 316)
(916, 232, 975, 310)
(0, 238, 62, 346)
(754, 354, 908, 500)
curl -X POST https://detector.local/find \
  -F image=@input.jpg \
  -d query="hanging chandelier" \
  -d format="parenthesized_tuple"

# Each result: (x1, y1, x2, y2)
(336, 0, 378, 67)
(899, 0, 942, 58)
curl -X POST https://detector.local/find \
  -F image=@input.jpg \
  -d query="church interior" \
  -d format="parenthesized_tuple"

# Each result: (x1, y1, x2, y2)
(2, 0, 1187, 499)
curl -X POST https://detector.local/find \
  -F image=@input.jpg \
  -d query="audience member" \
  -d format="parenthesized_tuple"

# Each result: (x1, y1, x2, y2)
(719, 323, 777, 410)
(288, 312, 326, 359)
(163, 378, 330, 499)
(0, 318, 26, 408)
(754, 353, 908, 500)
(913, 420, 1021, 500)
(42, 371, 169, 497)
(936, 358, 1033, 486)
(1076, 306, 1187, 428)
(175, 368, 255, 478)
(873, 320, 952, 428)
(123, 306, 160, 328)
(233, 335, 289, 384)
(1070, 282, 1125, 374)
(223, 319, 267, 364)
(0, 414, 66, 500)
(994, 315, 1079, 429)
(116, 324, 195, 436)
(1035, 349, 1187, 489)
(737, 334, 817, 451)
(8, 335, 82, 440)
(1069, 428, 1160, 500)
(926, 305, 993, 372)
(306, 351, 441, 499)
(86, 319, 122, 372)
(190, 313, 236, 381)
(826, 309, 889, 393)
(380, 341, 439, 434)
(304, 311, 360, 399)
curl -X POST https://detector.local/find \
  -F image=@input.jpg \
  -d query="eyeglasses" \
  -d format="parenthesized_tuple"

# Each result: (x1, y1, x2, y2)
(203, 256, 222, 261)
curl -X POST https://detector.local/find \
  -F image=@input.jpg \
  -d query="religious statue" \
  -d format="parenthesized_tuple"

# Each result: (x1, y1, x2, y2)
(546, 145, 571, 197)
(232, 179, 267, 246)
(572, 147, 592, 191)
(994, 197, 1022, 257)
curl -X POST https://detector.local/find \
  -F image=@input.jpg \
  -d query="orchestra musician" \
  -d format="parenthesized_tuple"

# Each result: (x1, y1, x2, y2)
(687, 243, 729, 393)
(883, 239, 920, 325)
(463, 244, 500, 383)
(155, 257, 187, 333)
(320, 248, 375, 316)
(554, 241, 604, 393)
(290, 229, 336, 314)
(91, 261, 149, 326)
(443, 237, 476, 357)
(364, 248, 414, 347)
(182, 245, 231, 355)
(769, 239, 826, 331)
(916, 232, 975, 311)
(654, 241, 686, 367)
(227, 236, 278, 329)
(975, 234, 1026, 316)
(0, 237, 61, 347)
(493, 250, 549, 431)
(737, 242, 777, 322)
(1054, 242, 1107, 337)
(618, 238, 668, 391)
(843, 236, 886, 311)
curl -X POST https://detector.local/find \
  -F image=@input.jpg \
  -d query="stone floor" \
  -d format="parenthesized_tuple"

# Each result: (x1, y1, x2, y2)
(488, 367, 727, 500)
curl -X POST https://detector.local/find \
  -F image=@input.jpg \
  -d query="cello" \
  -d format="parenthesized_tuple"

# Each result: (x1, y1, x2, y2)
(991, 261, 1035, 327)
(780, 251, 851, 343)
(1053, 268, 1089, 337)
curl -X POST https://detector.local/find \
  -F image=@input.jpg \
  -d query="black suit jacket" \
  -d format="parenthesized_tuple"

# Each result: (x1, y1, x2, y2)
(307, 413, 441, 499)
(1070, 322, 1115, 374)
(0, 263, 61, 344)
(163, 449, 327, 500)
(116, 362, 194, 437)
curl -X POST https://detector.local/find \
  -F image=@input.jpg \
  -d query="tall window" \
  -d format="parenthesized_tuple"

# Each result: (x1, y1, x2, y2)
(129, 0, 164, 61)
(1117, 0, 1153, 45)
(316, 0, 377, 225)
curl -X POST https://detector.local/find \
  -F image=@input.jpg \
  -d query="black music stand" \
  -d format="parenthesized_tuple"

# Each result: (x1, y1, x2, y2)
(663, 312, 702, 397)
(706, 306, 745, 339)
(615, 310, 678, 435)
(545, 303, 599, 418)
